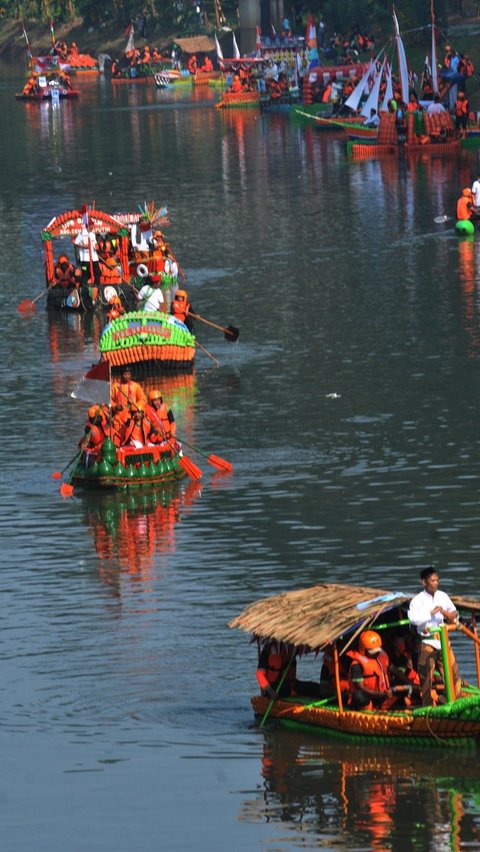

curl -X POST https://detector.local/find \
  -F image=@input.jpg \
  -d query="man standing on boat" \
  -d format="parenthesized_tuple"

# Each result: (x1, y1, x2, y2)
(408, 566, 461, 706)
(136, 275, 165, 312)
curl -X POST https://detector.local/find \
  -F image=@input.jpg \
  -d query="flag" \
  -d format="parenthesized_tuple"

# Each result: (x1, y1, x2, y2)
(232, 32, 240, 60)
(124, 22, 135, 54)
(21, 20, 32, 61)
(80, 203, 90, 228)
(393, 8, 409, 103)
(271, 23, 277, 40)
(50, 18, 55, 48)
(305, 12, 319, 69)
(71, 360, 111, 405)
(215, 32, 223, 61)
(256, 26, 262, 57)
(431, 0, 439, 94)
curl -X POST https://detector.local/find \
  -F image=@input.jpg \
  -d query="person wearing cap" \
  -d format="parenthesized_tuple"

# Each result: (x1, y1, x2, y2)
(145, 390, 177, 443)
(408, 566, 461, 706)
(136, 275, 165, 312)
(456, 187, 480, 221)
(347, 630, 399, 710)
(111, 367, 147, 411)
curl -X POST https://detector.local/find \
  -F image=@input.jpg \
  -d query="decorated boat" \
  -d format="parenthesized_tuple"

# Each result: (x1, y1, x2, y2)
(153, 69, 192, 88)
(71, 437, 187, 490)
(39, 207, 137, 311)
(215, 89, 261, 109)
(17, 201, 180, 314)
(15, 68, 80, 101)
(229, 582, 480, 746)
(99, 311, 196, 373)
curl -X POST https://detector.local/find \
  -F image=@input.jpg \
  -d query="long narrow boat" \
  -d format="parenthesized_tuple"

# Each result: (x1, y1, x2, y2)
(71, 437, 187, 489)
(99, 311, 196, 374)
(229, 582, 480, 746)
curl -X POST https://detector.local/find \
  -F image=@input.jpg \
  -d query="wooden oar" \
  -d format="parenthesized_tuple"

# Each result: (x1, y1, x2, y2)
(175, 434, 233, 473)
(195, 339, 221, 366)
(188, 311, 240, 342)
(17, 289, 48, 313)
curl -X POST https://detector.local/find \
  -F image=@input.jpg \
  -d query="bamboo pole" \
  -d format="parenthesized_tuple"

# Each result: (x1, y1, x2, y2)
(333, 642, 344, 714)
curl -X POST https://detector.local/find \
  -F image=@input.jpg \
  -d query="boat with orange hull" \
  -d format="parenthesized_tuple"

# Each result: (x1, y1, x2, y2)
(99, 311, 196, 374)
(230, 582, 480, 747)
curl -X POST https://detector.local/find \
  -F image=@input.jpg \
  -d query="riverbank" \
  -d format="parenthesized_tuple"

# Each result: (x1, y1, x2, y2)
(0, 17, 174, 61)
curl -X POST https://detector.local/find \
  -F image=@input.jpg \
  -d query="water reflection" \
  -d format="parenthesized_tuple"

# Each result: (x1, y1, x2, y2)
(240, 729, 480, 850)
(83, 479, 202, 594)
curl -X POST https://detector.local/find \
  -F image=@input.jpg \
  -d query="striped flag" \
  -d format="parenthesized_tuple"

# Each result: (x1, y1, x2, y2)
(50, 18, 55, 48)
(20, 20, 32, 61)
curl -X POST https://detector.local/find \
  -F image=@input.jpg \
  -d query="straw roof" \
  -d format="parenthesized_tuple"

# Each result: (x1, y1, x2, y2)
(228, 583, 480, 650)
(174, 36, 215, 54)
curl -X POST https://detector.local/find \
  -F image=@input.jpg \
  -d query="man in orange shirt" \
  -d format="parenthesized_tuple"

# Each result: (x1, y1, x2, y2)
(111, 367, 147, 412)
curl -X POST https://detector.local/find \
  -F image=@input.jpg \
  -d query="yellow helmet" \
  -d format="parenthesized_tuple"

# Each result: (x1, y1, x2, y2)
(148, 390, 163, 401)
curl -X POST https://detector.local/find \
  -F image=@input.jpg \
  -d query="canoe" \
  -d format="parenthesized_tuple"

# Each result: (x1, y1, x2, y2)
(229, 582, 480, 746)
(71, 438, 187, 489)
(99, 311, 196, 373)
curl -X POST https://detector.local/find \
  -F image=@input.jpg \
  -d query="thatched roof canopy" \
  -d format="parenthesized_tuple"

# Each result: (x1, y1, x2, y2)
(228, 583, 480, 650)
(174, 36, 215, 54)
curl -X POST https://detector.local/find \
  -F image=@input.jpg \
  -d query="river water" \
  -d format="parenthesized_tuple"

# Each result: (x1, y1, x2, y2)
(2, 65, 480, 850)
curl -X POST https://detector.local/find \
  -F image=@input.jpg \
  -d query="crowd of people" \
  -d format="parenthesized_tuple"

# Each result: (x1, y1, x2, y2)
(80, 368, 179, 461)
(49, 214, 188, 317)
(257, 567, 463, 710)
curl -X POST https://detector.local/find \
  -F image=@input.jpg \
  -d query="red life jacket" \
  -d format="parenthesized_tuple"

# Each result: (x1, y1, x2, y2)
(348, 650, 390, 693)
(256, 645, 296, 690)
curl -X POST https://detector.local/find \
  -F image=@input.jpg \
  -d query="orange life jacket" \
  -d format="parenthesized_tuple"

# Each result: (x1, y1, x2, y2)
(256, 646, 296, 690)
(348, 650, 390, 693)
(455, 98, 468, 117)
(144, 402, 176, 439)
(457, 196, 473, 220)
(171, 293, 190, 324)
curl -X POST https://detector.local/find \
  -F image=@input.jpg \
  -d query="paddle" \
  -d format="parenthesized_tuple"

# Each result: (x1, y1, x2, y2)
(195, 339, 221, 367)
(17, 289, 48, 313)
(188, 311, 240, 342)
(260, 649, 296, 728)
(175, 434, 233, 473)
(51, 448, 83, 479)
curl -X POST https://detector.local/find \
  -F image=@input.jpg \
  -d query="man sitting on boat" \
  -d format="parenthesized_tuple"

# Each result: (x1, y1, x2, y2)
(171, 289, 194, 332)
(364, 108, 379, 128)
(145, 390, 177, 445)
(122, 406, 155, 448)
(53, 254, 79, 289)
(80, 405, 109, 463)
(347, 631, 408, 711)
(256, 641, 324, 700)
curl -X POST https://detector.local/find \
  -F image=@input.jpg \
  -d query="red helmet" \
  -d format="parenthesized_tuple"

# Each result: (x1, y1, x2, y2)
(359, 630, 382, 655)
